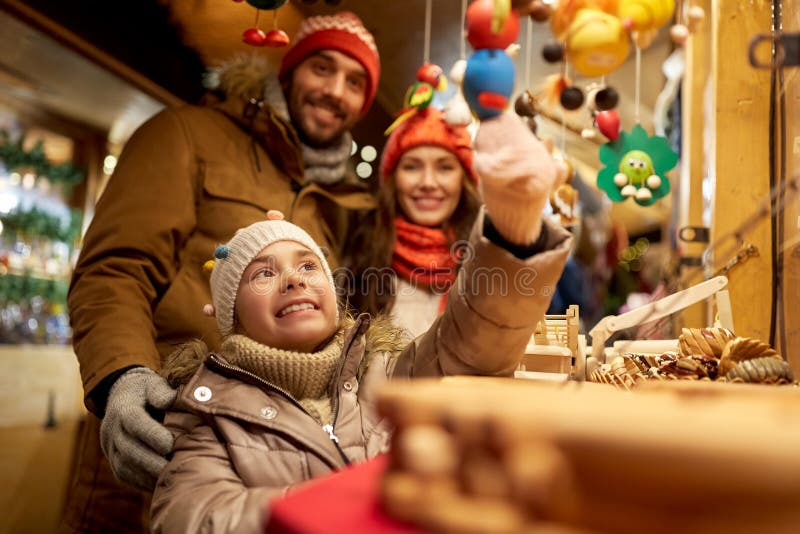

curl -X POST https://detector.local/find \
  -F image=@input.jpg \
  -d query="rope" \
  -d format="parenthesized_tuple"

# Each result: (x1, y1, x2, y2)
(423, 0, 432, 64)
(634, 45, 642, 124)
(460, 0, 467, 59)
(525, 16, 533, 88)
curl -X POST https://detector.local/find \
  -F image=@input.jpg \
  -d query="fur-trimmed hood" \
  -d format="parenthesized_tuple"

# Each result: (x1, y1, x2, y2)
(163, 313, 409, 388)
(204, 54, 275, 103)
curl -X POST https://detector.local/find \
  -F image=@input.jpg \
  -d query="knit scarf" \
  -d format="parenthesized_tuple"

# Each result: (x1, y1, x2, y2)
(220, 332, 344, 425)
(392, 217, 458, 305)
(263, 75, 353, 185)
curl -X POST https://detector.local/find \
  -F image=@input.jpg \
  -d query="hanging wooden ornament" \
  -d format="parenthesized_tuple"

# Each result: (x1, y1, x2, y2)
(238, 0, 290, 48)
(618, 0, 675, 34)
(597, 124, 678, 206)
(594, 109, 621, 140)
(462, 0, 520, 120)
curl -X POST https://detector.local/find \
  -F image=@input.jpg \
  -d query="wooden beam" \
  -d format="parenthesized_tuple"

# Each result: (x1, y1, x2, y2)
(710, 0, 772, 339)
(0, 0, 183, 108)
(677, 0, 711, 328)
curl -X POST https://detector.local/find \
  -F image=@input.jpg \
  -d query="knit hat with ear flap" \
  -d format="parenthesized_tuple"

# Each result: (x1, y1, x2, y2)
(279, 11, 381, 113)
(379, 107, 477, 185)
(204, 219, 335, 337)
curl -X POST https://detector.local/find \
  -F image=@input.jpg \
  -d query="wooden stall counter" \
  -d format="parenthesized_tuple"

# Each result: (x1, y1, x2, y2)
(377, 377, 800, 534)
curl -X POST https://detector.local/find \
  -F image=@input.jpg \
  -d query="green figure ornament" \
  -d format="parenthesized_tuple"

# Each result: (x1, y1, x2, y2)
(597, 124, 678, 206)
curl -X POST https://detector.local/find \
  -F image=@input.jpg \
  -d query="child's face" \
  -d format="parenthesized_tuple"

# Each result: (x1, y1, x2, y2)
(234, 241, 338, 352)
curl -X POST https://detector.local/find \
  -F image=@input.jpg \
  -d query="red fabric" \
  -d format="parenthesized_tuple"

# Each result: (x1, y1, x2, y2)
(278, 12, 380, 113)
(392, 217, 457, 307)
(379, 108, 477, 184)
(265, 455, 421, 534)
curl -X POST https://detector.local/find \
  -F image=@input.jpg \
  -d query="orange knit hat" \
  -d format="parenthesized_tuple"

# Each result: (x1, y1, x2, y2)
(379, 108, 477, 184)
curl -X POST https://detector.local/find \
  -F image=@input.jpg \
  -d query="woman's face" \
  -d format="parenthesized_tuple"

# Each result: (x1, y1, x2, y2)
(394, 145, 465, 228)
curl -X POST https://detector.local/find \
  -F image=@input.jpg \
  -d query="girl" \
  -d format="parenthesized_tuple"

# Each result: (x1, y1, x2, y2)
(150, 112, 571, 533)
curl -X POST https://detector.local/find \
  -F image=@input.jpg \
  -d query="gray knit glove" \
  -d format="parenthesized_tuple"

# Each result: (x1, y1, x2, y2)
(100, 367, 178, 491)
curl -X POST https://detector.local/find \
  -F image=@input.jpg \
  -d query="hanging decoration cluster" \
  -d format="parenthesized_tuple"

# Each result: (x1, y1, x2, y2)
(526, 0, 704, 145)
(510, 0, 689, 206)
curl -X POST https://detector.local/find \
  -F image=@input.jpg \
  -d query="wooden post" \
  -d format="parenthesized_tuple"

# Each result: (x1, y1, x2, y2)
(678, 0, 712, 328)
(779, 1, 800, 374)
(710, 0, 773, 340)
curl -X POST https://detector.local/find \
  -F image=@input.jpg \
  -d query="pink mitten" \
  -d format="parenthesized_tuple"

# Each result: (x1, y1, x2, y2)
(473, 112, 557, 245)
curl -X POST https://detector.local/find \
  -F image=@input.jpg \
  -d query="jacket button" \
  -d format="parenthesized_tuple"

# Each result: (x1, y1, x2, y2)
(343, 381, 353, 392)
(193, 386, 212, 402)
(260, 406, 278, 420)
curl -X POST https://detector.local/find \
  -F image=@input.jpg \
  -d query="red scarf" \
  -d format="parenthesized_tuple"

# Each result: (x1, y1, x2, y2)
(392, 217, 458, 312)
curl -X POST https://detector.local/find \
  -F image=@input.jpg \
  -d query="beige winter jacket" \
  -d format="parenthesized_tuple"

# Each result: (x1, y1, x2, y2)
(150, 211, 572, 534)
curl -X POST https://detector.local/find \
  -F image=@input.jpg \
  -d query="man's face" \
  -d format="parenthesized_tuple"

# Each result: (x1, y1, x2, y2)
(287, 50, 367, 148)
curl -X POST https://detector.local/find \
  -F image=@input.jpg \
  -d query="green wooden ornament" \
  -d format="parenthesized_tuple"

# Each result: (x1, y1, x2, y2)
(597, 124, 678, 206)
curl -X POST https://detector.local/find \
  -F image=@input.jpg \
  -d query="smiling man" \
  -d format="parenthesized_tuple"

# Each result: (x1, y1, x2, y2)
(61, 11, 379, 534)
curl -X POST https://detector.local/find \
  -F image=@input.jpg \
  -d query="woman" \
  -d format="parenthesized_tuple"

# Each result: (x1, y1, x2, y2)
(345, 107, 481, 337)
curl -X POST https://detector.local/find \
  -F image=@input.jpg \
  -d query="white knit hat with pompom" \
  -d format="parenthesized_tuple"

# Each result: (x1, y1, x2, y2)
(204, 219, 334, 336)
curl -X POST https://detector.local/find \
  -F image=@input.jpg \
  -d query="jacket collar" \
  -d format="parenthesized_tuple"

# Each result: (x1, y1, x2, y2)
(213, 94, 305, 186)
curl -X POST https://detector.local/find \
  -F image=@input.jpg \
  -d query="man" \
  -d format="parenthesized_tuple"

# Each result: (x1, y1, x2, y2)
(60, 12, 379, 534)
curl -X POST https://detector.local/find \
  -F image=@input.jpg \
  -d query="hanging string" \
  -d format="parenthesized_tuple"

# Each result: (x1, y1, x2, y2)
(677, 0, 686, 26)
(273, 9, 278, 29)
(634, 44, 642, 124)
(561, 63, 568, 154)
(524, 16, 533, 88)
(460, 0, 467, 60)
(255, 9, 260, 27)
(423, 0, 432, 64)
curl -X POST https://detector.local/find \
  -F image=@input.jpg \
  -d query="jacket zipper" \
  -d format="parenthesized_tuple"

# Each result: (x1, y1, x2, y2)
(326, 316, 369, 455)
(207, 355, 351, 465)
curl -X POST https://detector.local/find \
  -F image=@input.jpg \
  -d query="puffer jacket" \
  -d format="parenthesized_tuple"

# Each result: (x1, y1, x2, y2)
(150, 212, 572, 534)
(60, 62, 374, 534)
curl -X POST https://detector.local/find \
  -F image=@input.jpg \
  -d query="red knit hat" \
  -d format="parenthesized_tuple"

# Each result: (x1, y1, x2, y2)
(279, 12, 380, 113)
(380, 108, 477, 184)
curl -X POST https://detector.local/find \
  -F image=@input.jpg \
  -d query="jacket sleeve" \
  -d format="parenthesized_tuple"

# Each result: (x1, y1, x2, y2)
(150, 413, 289, 534)
(68, 107, 200, 413)
(391, 208, 572, 378)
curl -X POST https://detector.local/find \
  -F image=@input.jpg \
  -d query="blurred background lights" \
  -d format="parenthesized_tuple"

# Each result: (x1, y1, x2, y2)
(360, 145, 377, 162)
(356, 162, 372, 179)
(103, 154, 118, 175)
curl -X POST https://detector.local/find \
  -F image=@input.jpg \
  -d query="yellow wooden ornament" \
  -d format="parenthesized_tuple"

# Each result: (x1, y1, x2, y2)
(566, 9, 630, 77)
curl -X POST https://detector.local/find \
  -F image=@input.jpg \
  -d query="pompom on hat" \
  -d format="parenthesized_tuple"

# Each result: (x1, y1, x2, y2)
(279, 12, 380, 113)
(379, 107, 477, 185)
(204, 216, 335, 337)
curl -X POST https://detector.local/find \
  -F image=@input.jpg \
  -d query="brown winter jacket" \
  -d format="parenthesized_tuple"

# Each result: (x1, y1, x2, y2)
(68, 91, 375, 414)
(150, 212, 572, 534)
